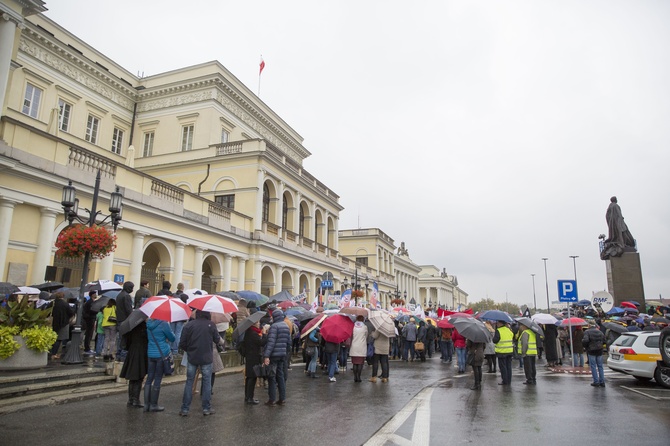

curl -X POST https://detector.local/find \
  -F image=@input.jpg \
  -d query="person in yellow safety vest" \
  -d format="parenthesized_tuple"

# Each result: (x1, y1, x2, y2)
(518, 324, 537, 385)
(493, 321, 514, 385)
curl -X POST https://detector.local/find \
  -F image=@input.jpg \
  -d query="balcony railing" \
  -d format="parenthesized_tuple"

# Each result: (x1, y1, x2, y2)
(68, 147, 117, 179)
(208, 202, 231, 221)
(151, 180, 184, 203)
(216, 141, 243, 156)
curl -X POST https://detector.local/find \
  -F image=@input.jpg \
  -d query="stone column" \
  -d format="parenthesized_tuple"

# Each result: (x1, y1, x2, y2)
(293, 268, 300, 296)
(173, 242, 185, 285)
(294, 192, 301, 238)
(308, 272, 315, 304)
(274, 263, 283, 295)
(253, 260, 263, 293)
(99, 251, 115, 281)
(0, 13, 19, 119)
(129, 231, 147, 286)
(0, 197, 21, 280)
(237, 258, 246, 291)
(223, 254, 233, 291)
(193, 247, 204, 289)
(31, 208, 58, 285)
(276, 181, 284, 238)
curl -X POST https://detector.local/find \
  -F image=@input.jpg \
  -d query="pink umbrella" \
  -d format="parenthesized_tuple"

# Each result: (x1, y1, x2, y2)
(278, 301, 296, 310)
(320, 314, 355, 343)
(437, 319, 455, 329)
(187, 294, 238, 314)
(620, 301, 637, 309)
(140, 296, 192, 322)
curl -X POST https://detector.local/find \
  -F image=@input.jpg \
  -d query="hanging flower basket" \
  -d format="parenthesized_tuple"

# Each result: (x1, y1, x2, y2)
(55, 225, 117, 259)
(391, 298, 406, 306)
(351, 290, 365, 298)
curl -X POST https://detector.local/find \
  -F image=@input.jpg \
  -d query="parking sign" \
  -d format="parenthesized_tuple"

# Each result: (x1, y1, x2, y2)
(557, 280, 578, 302)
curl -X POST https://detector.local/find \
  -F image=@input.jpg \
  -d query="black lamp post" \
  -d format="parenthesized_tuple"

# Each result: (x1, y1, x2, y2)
(60, 170, 123, 364)
(542, 257, 550, 313)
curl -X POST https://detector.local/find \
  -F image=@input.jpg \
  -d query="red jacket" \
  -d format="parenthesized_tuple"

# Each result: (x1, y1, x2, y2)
(452, 329, 466, 348)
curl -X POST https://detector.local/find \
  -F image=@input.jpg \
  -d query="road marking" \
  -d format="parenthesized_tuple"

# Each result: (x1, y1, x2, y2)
(621, 386, 670, 400)
(364, 386, 435, 446)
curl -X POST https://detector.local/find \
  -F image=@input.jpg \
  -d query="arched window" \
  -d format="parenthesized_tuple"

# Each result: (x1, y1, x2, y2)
(262, 184, 270, 223)
(299, 205, 305, 237)
(282, 197, 288, 229)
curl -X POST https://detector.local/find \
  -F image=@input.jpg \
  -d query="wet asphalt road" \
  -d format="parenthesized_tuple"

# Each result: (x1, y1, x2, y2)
(2, 357, 670, 445)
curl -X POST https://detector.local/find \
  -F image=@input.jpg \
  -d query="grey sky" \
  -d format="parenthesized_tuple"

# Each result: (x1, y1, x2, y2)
(44, 1, 670, 308)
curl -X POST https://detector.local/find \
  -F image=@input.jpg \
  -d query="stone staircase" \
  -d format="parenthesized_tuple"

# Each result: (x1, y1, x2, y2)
(0, 363, 121, 415)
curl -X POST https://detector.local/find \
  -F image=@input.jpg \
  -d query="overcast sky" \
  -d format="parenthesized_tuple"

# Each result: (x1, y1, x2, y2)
(44, 1, 670, 308)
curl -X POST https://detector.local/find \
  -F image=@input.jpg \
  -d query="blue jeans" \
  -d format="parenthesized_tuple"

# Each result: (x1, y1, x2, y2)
(170, 321, 185, 354)
(497, 354, 513, 384)
(146, 357, 165, 389)
(268, 357, 286, 402)
(456, 347, 467, 372)
(390, 339, 399, 358)
(181, 362, 212, 413)
(338, 346, 349, 369)
(573, 352, 584, 367)
(326, 352, 338, 378)
(588, 354, 605, 384)
(440, 340, 453, 361)
(308, 347, 319, 373)
(95, 333, 105, 356)
(403, 341, 416, 360)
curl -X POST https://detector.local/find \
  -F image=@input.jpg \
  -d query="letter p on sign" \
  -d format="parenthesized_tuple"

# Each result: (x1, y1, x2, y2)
(557, 280, 578, 302)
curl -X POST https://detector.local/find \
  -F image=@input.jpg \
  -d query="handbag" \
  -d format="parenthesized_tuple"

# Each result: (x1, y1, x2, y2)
(149, 327, 174, 376)
(253, 363, 276, 378)
(305, 346, 316, 357)
(415, 341, 425, 351)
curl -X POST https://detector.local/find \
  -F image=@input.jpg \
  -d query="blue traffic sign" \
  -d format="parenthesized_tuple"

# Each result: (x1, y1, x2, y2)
(321, 280, 333, 288)
(557, 280, 578, 302)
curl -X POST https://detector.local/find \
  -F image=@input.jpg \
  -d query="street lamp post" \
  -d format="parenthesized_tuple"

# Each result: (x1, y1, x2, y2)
(531, 274, 537, 313)
(60, 170, 123, 364)
(569, 255, 579, 281)
(542, 258, 550, 313)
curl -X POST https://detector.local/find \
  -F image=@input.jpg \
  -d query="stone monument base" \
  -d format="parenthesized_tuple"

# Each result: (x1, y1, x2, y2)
(606, 252, 645, 308)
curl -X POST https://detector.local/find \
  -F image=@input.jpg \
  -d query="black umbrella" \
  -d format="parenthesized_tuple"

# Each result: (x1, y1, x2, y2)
(515, 317, 545, 338)
(118, 309, 148, 335)
(295, 311, 318, 322)
(451, 317, 492, 343)
(232, 311, 266, 340)
(54, 287, 80, 300)
(0, 282, 20, 295)
(31, 282, 64, 292)
(91, 295, 114, 312)
(602, 321, 628, 334)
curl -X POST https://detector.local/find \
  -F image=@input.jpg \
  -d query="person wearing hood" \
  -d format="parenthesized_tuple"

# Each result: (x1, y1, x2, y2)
(262, 309, 291, 406)
(144, 318, 175, 412)
(119, 318, 148, 409)
(349, 315, 368, 383)
(116, 281, 135, 360)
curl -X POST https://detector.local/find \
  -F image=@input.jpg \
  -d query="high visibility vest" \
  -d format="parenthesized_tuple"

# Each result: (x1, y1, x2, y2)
(495, 326, 514, 354)
(518, 330, 537, 356)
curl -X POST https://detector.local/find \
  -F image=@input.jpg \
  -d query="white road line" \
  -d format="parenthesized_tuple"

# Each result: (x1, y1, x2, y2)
(364, 386, 435, 446)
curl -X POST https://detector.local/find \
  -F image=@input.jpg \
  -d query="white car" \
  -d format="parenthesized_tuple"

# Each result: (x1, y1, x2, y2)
(608, 331, 670, 388)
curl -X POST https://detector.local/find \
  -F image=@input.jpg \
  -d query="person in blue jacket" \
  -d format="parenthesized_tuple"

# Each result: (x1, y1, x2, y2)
(144, 318, 175, 412)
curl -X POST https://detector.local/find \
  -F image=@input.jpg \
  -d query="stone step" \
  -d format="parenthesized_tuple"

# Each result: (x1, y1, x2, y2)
(0, 366, 107, 387)
(0, 373, 117, 399)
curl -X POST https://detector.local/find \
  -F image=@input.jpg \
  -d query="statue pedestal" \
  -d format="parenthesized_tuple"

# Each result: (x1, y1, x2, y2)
(606, 252, 645, 308)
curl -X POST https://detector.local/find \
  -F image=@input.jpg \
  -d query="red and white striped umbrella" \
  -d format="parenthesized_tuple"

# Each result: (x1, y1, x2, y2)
(140, 296, 192, 322)
(187, 294, 238, 314)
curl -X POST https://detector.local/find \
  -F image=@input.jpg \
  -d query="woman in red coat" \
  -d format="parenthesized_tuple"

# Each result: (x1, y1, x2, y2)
(452, 329, 467, 373)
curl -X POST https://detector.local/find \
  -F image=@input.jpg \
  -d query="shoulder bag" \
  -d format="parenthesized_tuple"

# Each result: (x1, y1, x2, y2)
(149, 327, 174, 376)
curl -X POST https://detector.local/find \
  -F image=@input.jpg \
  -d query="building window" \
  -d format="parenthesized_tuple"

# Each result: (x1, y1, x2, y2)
(214, 194, 235, 209)
(111, 127, 124, 155)
(85, 114, 100, 144)
(356, 257, 368, 266)
(22, 83, 42, 118)
(143, 131, 154, 157)
(181, 125, 194, 151)
(57, 99, 72, 132)
(282, 199, 288, 229)
(262, 184, 270, 223)
(221, 128, 229, 143)
(299, 206, 305, 237)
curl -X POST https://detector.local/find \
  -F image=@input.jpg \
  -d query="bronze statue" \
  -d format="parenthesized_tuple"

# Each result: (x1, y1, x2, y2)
(601, 196, 636, 260)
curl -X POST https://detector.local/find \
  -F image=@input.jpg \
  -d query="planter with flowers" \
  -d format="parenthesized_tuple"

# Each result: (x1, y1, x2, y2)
(391, 298, 406, 306)
(351, 290, 365, 299)
(0, 297, 56, 370)
(55, 224, 117, 259)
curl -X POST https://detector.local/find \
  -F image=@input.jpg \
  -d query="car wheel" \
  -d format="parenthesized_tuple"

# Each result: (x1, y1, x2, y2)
(660, 327, 670, 365)
(654, 366, 670, 389)
(633, 375, 652, 382)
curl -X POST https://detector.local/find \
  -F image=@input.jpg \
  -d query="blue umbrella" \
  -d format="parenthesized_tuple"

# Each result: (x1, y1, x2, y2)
(236, 290, 269, 306)
(477, 310, 514, 323)
(576, 299, 592, 307)
(606, 307, 626, 315)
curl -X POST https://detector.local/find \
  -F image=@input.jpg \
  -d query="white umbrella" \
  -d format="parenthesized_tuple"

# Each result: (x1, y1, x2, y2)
(531, 313, 559, 325)
(87, 279, 122, 292)
(12, 286, 41, 295)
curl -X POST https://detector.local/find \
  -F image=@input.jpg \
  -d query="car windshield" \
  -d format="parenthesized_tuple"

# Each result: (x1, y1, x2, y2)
(613, 334, 637, 347)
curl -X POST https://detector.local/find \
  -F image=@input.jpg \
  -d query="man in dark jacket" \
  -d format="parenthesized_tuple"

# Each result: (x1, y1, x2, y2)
(263, 309, 291, 406)
(425, 322, 436, 358)
(133, 280, 151, 309)
(82, 290, 98, 355)
(115, 281, 134, 358)
(583, 322, 606, 387)
(179, 311, 222, 416)
(157, 280, 172, 297)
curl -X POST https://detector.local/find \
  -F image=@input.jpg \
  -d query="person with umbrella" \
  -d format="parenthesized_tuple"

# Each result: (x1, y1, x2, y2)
(582, 321, 606, 387)
(370, 325, 391, 383)
(466, 338, 485, 390)
(493, 321, 514, 385)
(116, 281, 135, 361)
(144, 317, 175, 412)
(119, 316, 148, 409)
(349, 315, 368, 383)
(82, 290, 98, 356)
(518, 323, 538, 385)
(241, 313, 266, 404)
(571, 326, 585, 368)
(49, 291, 75, 360)
(101, 298, 117, 361)
(262, 309, 292, 405)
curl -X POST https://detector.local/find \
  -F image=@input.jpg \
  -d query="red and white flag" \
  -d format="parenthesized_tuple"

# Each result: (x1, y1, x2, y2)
(259, 57, 265, 75)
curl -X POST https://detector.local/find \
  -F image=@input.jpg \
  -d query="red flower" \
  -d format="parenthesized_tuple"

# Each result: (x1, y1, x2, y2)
(55, 225, 117, 259)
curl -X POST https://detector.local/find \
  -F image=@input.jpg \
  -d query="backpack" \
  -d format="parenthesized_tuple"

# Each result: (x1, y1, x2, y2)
(236, 331, 246, 356)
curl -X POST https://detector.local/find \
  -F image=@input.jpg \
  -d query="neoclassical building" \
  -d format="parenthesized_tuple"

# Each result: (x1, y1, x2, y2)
(0, 1, 468, 307)
(418, 265, 469, 310)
